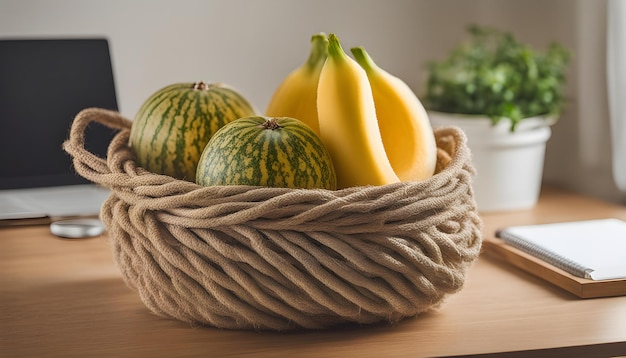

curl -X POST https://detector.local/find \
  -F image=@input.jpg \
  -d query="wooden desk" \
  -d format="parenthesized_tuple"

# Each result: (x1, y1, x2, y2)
(1, 187, 625, 357)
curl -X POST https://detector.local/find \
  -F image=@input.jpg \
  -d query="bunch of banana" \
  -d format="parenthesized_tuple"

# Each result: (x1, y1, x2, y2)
(266, 33, 438, 189)
(317, 34, 400, 188)
(265, 33, 328, 135)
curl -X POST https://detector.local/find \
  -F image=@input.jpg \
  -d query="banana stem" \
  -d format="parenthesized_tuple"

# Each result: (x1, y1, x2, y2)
(306, 33, 328, 72)
(351, 47, 378, 74)
(327, 34, 345, 60)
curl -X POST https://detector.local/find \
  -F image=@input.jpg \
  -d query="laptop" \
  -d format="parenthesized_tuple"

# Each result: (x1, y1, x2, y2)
(0, 38, 119, 224)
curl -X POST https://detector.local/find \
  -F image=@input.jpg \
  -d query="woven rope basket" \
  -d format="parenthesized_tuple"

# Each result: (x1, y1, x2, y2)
(63, 108, 483, 331)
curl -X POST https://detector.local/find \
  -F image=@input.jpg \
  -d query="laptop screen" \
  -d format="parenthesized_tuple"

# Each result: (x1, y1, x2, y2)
(0, 38, 119, 189)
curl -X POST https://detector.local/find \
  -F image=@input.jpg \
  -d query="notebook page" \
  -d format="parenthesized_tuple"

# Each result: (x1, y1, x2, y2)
(502, 219, 626, 280)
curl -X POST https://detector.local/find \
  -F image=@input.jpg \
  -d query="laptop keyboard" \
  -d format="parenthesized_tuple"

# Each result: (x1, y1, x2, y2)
(0, 185, 109, 220)
(0, 194, 47, 220)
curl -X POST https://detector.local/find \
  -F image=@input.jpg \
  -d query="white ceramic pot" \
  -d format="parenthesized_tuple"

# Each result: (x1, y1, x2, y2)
(429, 111, 554, 212)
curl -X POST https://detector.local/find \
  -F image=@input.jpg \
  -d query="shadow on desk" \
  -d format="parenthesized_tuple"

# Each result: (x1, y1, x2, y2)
(2, 275, 440, 357)
(479, 254, 581, 301)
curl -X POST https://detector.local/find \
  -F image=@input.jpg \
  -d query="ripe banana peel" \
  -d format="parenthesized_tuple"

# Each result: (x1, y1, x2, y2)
(351, 46, 437, 181)
(265, 33, 328, 135)
(317, 34, 400, 188)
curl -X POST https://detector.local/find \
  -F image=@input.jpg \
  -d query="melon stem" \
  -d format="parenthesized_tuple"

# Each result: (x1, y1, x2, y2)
(193, 81, 209, 90)
(263, 118, 282, 130)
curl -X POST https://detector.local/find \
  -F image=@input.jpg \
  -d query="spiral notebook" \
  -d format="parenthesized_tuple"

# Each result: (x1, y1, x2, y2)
(496, 218, 626, 281)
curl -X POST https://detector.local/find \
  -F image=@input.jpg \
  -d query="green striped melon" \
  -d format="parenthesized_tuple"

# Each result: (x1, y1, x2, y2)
(129, 81, 256, 181)
(196, 116, 337, 190)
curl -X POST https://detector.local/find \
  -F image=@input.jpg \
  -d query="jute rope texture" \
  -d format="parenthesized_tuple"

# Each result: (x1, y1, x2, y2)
(63, 108, 483, 331)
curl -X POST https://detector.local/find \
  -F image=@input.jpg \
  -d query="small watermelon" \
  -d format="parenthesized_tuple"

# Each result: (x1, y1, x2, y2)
(196, 116, 336, 190)
(129, 81, 256, 181)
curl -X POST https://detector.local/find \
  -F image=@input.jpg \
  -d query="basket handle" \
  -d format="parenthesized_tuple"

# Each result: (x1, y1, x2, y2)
(63, 107, 132, 179)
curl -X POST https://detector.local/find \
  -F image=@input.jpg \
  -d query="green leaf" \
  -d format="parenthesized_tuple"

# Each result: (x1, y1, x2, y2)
(424, 25, 571, 131)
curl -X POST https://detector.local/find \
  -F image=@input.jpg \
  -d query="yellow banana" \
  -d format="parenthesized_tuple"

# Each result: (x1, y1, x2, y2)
(317, 34, 400, 188)
(265, 33, 328, 135)
(351, 46, 437, 182)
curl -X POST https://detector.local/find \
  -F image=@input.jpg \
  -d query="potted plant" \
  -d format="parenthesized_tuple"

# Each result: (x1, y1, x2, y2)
(424, 25, 571, 212)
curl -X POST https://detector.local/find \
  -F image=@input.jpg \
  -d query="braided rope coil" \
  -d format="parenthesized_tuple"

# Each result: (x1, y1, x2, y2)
(63, 108, 483, 331)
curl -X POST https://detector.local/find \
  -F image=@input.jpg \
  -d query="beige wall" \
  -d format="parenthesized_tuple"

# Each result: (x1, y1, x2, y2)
(1, 0, 622, 203)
